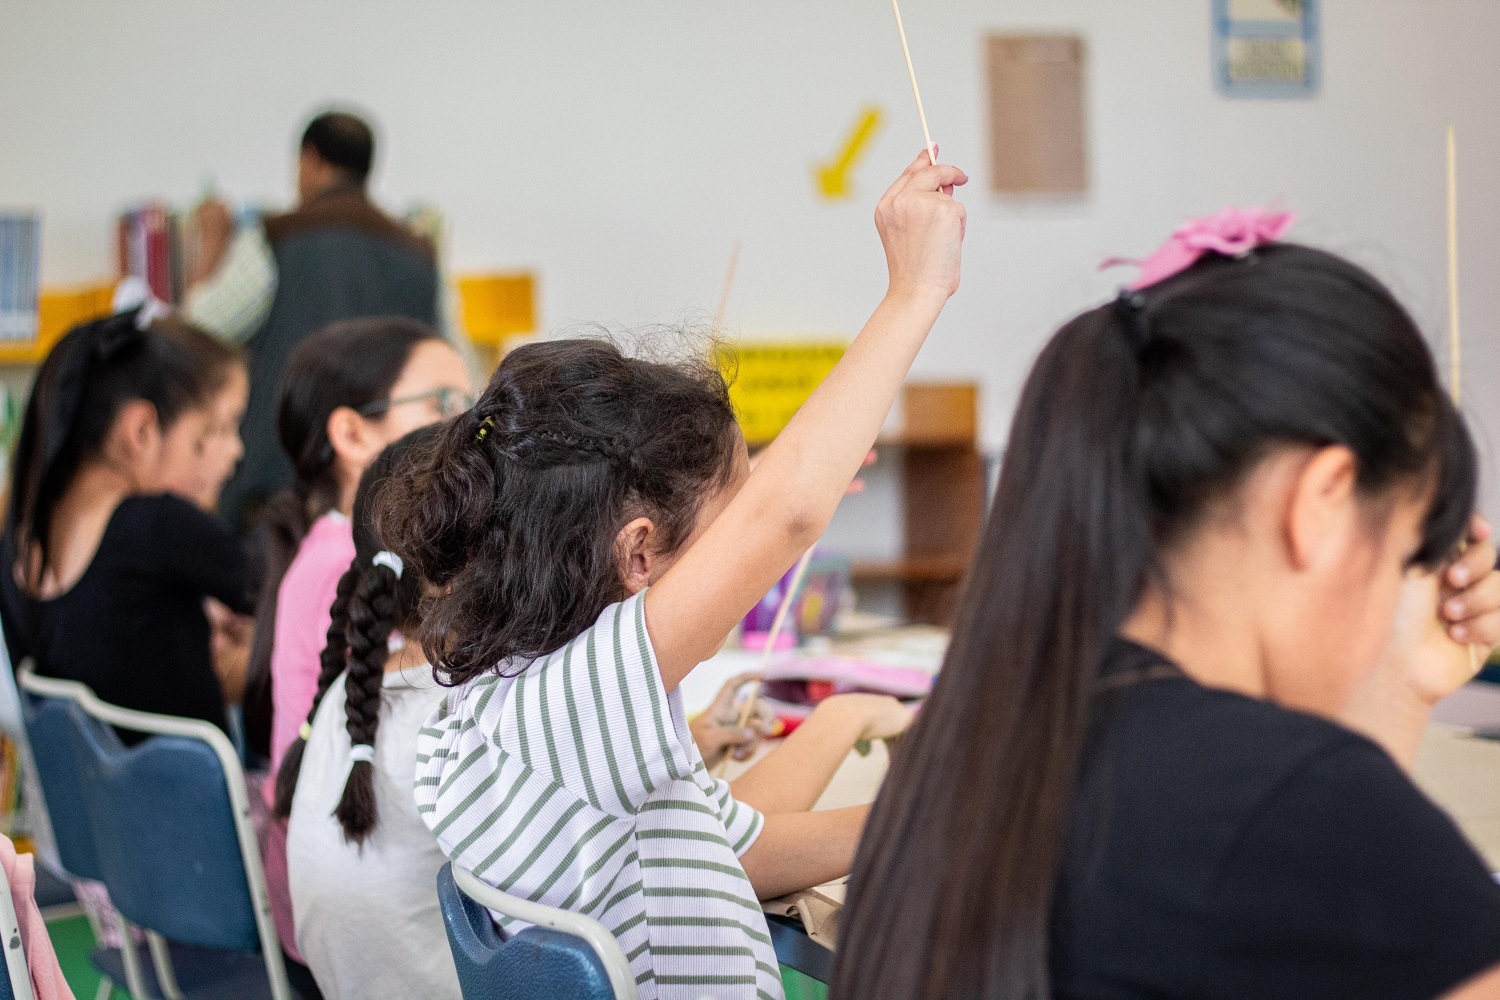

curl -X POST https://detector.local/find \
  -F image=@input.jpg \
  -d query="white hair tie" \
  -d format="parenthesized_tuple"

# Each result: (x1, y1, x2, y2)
(348, 744, 376, 765)
(372, 551, 404, 579)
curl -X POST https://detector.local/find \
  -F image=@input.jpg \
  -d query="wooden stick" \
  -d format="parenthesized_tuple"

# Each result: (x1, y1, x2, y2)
(1446, 126, 1480, 674)
(890, 0, 937, 166)
(713, 242, 741, 333)
(711, 547, 817, 778)
(1448, 126, 1462, 407)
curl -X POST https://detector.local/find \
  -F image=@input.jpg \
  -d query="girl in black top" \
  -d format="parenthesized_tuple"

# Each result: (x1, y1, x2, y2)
(3, 311, 254, 736)
(835, 223, 1500, 1000)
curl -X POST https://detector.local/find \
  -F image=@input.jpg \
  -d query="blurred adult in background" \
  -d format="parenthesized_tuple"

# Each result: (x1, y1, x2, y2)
(184, 110, 440, 529)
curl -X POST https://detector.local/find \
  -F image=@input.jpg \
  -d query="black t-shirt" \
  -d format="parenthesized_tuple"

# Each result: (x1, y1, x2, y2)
(1, 495, 253, 739)
(1051, 639, 1500, 1000)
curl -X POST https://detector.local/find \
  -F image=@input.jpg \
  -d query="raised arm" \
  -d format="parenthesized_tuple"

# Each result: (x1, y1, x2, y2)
(646, 152, 968, 689)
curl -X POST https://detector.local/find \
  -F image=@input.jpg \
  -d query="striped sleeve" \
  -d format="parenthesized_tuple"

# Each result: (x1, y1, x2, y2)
(707, 776, 765, 859)
(511, 592, 694, 819)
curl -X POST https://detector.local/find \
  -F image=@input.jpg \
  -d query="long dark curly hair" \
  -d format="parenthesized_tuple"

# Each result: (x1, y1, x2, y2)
(374, 337, 741, 687)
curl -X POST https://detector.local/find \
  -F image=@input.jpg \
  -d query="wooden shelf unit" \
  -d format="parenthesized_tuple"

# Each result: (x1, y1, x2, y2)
(852, 382, 984, 626)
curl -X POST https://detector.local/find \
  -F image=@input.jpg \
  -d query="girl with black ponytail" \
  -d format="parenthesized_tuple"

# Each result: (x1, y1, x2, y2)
(1, 309, 254, 736)
(280, 425, 460, 1000)
(834, 212, 1500, 1000)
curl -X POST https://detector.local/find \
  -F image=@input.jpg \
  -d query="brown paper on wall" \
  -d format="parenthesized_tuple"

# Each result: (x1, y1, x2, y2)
(986, 34, 1088, 196)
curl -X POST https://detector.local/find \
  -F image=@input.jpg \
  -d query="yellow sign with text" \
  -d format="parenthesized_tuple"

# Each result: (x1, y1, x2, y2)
(719, 341, 847, 445)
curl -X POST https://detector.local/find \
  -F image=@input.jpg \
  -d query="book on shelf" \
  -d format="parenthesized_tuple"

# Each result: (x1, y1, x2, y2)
(0, 213, 41, 342)
(117, 202, 189, 305)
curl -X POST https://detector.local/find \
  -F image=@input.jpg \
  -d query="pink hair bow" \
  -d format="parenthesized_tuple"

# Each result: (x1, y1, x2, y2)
(1104, 206, 1297, 291)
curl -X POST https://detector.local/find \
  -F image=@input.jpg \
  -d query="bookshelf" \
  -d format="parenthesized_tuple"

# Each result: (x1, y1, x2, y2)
(0, 283, 115, 368)
(853, 382, 984, 626)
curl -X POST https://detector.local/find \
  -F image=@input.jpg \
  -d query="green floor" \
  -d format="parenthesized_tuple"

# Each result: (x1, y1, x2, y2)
(782, 966, 829, 999)
(44, 911, 826, 1000)
(47, 913, 116, 999)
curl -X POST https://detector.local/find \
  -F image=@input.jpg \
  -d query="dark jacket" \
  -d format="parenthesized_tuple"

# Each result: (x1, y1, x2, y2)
(220, 186, 439, 530)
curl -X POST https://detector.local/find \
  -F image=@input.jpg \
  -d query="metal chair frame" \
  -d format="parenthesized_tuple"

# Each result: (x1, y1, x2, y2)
(18, 669, 292, 1000)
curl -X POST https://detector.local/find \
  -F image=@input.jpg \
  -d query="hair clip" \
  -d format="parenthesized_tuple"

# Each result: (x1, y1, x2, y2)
(475, 416, 495, 443)
(299, 722, 313, 741)
(1113, 290, 1153, 351)
(373, 550, 404, 579)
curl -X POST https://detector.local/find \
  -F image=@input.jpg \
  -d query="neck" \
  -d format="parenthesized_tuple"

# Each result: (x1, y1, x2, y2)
(385, 633, 427, 675)
(1118, 538, 1270, 700)
(55, 460, 138, 525)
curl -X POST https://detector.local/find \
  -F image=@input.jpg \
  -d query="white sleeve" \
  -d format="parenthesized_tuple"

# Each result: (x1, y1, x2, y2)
(182, 226, 276, 342)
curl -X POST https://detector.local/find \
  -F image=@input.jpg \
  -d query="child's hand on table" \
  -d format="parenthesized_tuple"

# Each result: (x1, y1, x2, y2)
(691, 673, 778, 769)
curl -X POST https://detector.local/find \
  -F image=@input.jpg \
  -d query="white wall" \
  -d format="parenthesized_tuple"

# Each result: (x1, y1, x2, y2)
(3, 0, 1500, 527)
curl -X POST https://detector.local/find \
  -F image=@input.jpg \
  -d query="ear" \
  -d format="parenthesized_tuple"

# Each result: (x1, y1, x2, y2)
(326, 406, 379, 472)
(113, 400, 162, 467)
(1284, 445, 1360, 572)
(617, 516, 659, 595)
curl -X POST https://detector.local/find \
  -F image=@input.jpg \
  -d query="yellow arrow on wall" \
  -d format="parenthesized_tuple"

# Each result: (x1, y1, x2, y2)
(815, 107, 885, 200)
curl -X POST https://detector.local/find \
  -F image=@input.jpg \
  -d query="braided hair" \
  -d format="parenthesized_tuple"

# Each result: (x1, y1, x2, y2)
(271, 425, 434, 843)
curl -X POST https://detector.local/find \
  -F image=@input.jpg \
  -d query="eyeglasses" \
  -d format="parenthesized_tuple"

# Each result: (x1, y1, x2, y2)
(359, 387, 475, 420)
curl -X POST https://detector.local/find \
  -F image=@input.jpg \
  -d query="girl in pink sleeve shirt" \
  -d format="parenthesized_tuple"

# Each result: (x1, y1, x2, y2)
(244, 317, 472, 962)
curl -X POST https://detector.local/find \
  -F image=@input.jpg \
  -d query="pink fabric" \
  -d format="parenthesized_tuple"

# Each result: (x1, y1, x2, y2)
(0, 836, 74, 1000)
(267, 512, 355, 789)
(1103, 206, 1297, 290)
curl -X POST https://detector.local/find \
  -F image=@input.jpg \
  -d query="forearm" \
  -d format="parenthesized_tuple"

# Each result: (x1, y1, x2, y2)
(749, 290, 947, 541)
(730, 699, 866, 814)
(739, 806, 868, 900)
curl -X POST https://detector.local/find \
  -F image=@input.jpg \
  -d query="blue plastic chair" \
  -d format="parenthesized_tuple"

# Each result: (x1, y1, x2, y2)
(18, 675, 151, 1000)
(20, 670, 293, 1000)
(436, 863, 638, 1000)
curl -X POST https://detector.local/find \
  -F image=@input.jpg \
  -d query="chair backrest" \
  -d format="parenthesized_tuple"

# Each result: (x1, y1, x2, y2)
(16, 682, 103, 884)
(18, 670, 291, 1000)
(436, 864, 638, 1000)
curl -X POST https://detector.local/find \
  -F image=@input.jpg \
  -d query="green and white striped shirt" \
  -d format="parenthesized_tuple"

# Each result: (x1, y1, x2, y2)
(414, 593, 782, 1000)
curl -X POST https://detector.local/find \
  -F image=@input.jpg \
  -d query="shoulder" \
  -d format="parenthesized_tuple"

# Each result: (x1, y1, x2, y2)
(1092, 641, 1361, 797)
(111, 494, 233, 547)
(264, 193, 436, 263)
(284, 514, 355, 584)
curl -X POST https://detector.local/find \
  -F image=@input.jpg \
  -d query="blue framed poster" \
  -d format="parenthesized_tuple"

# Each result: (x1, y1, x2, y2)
(1213, 0, 1320, 99)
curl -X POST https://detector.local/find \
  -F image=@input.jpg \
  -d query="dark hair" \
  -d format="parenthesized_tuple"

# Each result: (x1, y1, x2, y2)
(300, 111, 375, 185)
(243, 317, 441, 758)
(375, 337, 740, 687)
(7, 310, 233, 591)
(154, 317, 244, 401)
(833, 244, 1477, 1000)
(272, 425, 433, 841)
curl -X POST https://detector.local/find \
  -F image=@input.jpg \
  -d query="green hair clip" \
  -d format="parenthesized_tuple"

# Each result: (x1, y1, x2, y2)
(475, 416, 496, 442)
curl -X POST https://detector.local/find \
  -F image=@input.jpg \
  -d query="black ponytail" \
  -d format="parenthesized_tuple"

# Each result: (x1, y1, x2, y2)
(833, 244, 1477, 1000)
(243, 316, 441, 758)
(272, 426, 434, 841)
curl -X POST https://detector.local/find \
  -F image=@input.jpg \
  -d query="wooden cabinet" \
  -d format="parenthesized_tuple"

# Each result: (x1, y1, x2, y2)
(853, 382, 984, 626)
